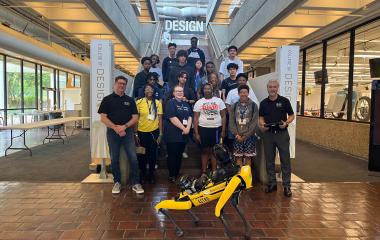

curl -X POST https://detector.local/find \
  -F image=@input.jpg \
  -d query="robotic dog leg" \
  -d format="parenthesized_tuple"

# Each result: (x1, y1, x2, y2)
(231, 192, 252, 240)
(187, 210, 200, 225)
(215, 176, 252, 240)
(159, 209, 184, 237)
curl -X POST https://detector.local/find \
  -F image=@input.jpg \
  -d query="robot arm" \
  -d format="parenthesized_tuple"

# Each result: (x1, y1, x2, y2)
(215, 176, 242, 217)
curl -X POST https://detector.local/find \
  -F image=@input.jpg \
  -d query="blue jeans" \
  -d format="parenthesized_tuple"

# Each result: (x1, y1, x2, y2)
(106, 128, 140, 185)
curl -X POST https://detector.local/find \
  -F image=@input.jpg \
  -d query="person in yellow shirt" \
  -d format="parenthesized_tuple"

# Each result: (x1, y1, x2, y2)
(135, 84, 163, 184)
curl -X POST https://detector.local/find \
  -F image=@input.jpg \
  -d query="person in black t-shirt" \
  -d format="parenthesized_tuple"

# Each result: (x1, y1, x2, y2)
(187, 36, 205, 67)
(221, 62, 239, 101)
(98, 76, 144, 195)
(259, 79, 295, 197)
(162, 42, 177, 83)
(133, 57, 152, 98)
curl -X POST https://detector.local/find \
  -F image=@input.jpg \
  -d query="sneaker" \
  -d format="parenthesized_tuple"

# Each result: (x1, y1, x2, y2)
(132, 184, 144, 194)
(112, 182, 121, 194)
(182, 152, 188, 158)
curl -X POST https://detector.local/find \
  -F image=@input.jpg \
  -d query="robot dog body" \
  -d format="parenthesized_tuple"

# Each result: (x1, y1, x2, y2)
(155, 144, 253, 239)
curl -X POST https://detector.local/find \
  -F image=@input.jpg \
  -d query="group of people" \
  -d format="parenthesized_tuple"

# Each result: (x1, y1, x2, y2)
(98, 37, 295, 198)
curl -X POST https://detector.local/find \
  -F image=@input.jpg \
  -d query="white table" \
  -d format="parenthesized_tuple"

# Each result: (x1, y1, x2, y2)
(0, 117, 89, 156)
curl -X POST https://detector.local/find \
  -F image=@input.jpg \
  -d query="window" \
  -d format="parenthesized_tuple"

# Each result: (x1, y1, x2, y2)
(67, 73, 74, 88)
(59, 70, 67, 89)
(324, 33, 351, 119)
(0, 55, 4, 125)
(304, 44, 323, 117)
(74, 75, 81, 88)
(6, 57, 22, 110)
(42, 66, 55, 110)
(23, 61, 37, 109)
(297, 52, 303, 114)
(352, 21, 379, 122)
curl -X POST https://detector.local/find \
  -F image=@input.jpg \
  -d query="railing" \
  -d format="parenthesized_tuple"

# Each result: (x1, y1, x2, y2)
(207, 22, 227, 61)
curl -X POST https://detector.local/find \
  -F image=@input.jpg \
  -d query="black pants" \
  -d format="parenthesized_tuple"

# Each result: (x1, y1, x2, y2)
(262, 130, 291, 187)
(137, 129, 159, 177)
(167, 142, 186, 178)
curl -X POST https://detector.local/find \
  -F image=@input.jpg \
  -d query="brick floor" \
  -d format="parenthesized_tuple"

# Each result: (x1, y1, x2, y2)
(0, 181, 380, 239)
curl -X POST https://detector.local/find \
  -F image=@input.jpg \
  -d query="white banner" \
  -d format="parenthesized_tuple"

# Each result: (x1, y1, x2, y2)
(276, 45, 300, 158)
(90, 40, 114, 159)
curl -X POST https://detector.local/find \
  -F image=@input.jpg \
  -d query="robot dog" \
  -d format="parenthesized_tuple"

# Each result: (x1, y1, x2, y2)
(155, 143, 253, 239)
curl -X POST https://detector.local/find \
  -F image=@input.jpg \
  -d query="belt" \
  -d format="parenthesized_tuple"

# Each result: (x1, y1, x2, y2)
(269, 129, 286, 134)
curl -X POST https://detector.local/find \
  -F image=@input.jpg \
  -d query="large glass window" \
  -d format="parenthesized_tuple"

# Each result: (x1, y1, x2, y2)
(6, 57, 22, 110)
(59, 70, 67, 89)
(23, 61, 37, 109)
(0, 55, 4, 125)
(67, 73, 74, 88)
(304, 44, 323, 117)
(297, 52, 303, 115)
(42, 66, 55, 110)
(324, 33, 351, 119)
(352, 21, 379, 122)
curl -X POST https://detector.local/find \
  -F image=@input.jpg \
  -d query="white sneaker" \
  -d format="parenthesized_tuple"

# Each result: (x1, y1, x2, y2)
(182, 152, 188, 158)
(132, 184, 144, 194)
(112, 182, 121, 194)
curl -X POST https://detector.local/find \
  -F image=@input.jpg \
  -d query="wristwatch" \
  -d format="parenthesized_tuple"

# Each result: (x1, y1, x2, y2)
(134, 133, 138, 137)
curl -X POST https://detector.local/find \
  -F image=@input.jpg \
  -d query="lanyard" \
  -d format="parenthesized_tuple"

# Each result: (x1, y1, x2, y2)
(146, 98, 153, 114)
(239, 103, 248, 120)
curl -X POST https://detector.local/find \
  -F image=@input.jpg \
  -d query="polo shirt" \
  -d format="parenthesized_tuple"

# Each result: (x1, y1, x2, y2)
(259, 95, 294, 131)
(136, 98, 163, 132)
(164, 99, 193, 143)
(98, 92, 138, 125)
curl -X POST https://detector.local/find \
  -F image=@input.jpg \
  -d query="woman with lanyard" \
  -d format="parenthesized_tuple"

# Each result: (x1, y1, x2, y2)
(164, 85, 193, 182)
(194, 83, 226, 176)
(229, 85, 258, 167)
(135, 84, 163, 184)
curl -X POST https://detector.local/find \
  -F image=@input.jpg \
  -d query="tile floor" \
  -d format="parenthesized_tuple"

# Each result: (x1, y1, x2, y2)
(0, 180, 380, 239)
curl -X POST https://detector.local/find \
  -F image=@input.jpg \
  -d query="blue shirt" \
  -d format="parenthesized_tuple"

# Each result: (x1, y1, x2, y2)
(164, 99, 193, 143)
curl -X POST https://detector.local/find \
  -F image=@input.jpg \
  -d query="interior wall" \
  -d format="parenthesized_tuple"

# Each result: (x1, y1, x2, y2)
(296, 116, 369, 159)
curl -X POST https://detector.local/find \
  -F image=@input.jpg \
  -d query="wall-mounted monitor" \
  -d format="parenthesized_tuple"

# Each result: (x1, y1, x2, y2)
(314, 69, 328, 85)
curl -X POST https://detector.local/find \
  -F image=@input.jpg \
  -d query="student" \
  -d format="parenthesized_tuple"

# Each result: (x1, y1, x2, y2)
(98, 76, 144, 194)
(221, 63, 239, 101)
(149, 54, 163, 83)
(187, 36, 205, 67)
(205, 61, 216, 77)
(162, 42, 177, 83)
(136, 84, 163, 184)
(225, 73, 259, 109)
(164, 85, 193, 182)
(219, 46, 244, 80)
(166, 71, 196, 105)
(137, 72, 164, 100)
(167, 50, 194, 90)
(133, 57, 152, 98)
(198, 72, 221, 99)
(193, 59, 207, 93)
(229, 85, 258, 167)
(194, 84, 226, 175)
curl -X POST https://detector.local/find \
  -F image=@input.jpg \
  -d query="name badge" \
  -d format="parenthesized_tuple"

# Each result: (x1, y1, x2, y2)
(239, 118, 247, 125)
(183, 119, 188, 126)
(147, 114, 155, 121)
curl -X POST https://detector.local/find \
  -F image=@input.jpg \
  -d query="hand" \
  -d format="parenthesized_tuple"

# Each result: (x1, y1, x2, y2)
(279, 120, 288, 129)
(195, 133, 201, 143)
(118, 131, 126, 137)
(236, 135, 244, 142)
(157, 134, 162, 144)
(259, 123, 269, 132)
(220, 130, 226, 140)
(182, 127, 190, 135)
(114, 125, 126, 134)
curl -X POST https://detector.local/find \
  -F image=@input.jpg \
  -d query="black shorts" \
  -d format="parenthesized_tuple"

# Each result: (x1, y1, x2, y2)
(198, 126, 221, 149)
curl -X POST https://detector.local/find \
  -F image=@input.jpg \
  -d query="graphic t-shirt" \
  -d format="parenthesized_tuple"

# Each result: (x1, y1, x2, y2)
(221, 77, 238, 98)
(193, 97, 226, 128)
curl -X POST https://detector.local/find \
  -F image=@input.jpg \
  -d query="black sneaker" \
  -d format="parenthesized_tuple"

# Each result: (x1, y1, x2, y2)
(265, 185, 277, 193)
(284, 187, 292, 197)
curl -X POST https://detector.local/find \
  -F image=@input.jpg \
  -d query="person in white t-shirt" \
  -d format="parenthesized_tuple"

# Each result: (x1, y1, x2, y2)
(219, 46, 244, 80)
(193, 84, 226, 175)
(225, 73, 259, 110)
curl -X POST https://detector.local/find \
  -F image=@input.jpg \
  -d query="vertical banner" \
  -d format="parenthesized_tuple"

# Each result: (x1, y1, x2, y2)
(90, 40, 114, 162)
(276, 46, 300, 158)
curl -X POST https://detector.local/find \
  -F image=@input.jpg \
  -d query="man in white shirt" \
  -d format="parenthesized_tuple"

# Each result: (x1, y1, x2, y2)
(225, 73, 259, 110)
(219, 46, 244, 80)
